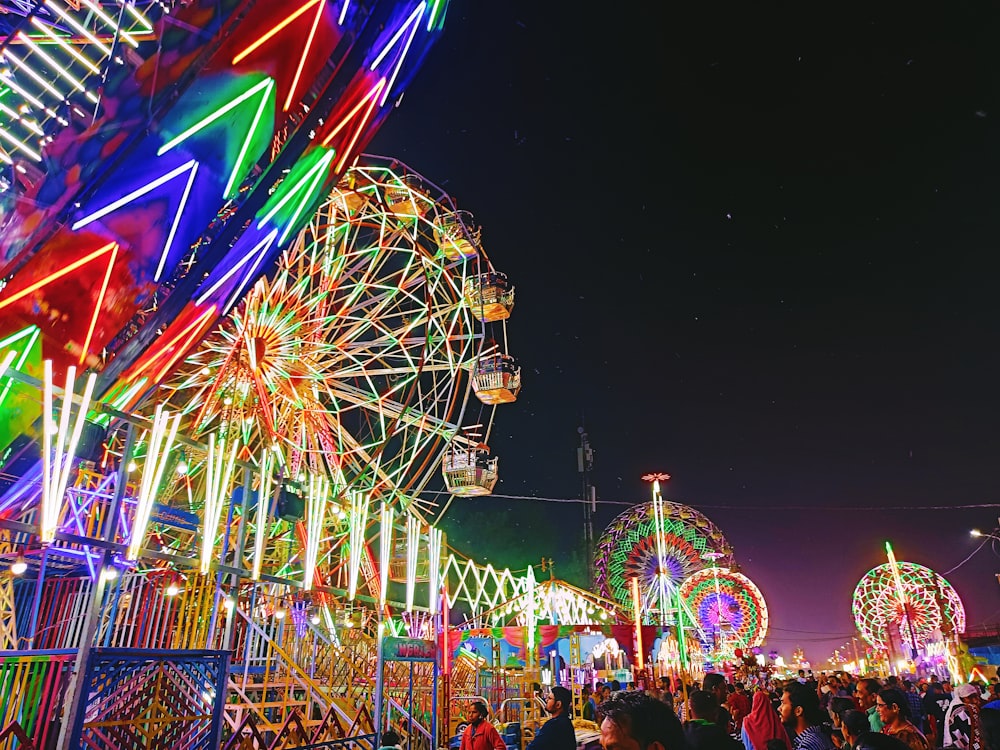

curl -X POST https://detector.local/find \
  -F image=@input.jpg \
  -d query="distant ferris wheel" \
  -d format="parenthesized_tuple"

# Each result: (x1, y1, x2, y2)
(594, 499, 735, 615)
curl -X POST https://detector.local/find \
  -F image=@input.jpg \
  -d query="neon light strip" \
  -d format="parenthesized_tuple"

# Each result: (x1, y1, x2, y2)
(72, 159, 198, 230)
(0, 124, 41, 162)
(78, 243, 118, 365)
(3, 49, 66, 100)
(0, 351, 16, 380)
(40, 362, 97, 543)
(30, 18, 101, 75)
(284, 0, 327, 112)
(338, 0, 349, 24)
(378, 503, 393, 606)
(195, 228, 278, 305)
(79, 0, 139, 48)
(370, 2, 424, 71)
(428, 525, 442, 614)
(427, 0, 442, 31)
(347, 488, 370, 599)
(0, 73, 45, 111)
(158, 77, 274, 155)
(0, 326, 40, 409)
(0, 149, 11, 165)
(375, 2, 424, 105)
(320, 77, 384, 147)
(223, 79, 274, 198)
(16, 32, 96, 102)
(127, 404, 180, 560)
(232, 0, 322, 64)
(0, 242, 117, 311)
(404, 513, 419, 611)
(201, 433, 240, 574)
(43, 2, 112, 56)
(256, 150, 334, 231)
(303, 472, 328, 590)
(154, 161, 198, 281)
(124, 304, 217, 385)
(0, 100, 45, 135)
(121, 2, 154, 34)
(277, 150, 333, 244)
(251, 449, 272, 580)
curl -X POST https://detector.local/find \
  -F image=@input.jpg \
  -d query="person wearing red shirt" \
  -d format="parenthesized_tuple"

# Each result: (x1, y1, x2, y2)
(460, 702, 506, 750)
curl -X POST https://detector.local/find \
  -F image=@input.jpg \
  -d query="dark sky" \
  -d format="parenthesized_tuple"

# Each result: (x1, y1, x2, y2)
(373, 1, 1000, 661)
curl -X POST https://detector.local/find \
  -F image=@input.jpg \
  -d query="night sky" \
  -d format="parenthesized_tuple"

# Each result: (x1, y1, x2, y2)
(373, 1, 1000, 661)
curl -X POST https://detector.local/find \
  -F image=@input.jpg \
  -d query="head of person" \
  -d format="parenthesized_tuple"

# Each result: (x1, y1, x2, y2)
(584, 685, 593, 698)
(659, 676, 670, 692)
(829, 697, 855, 727)
(598, 690, 686, 750)
(734, 681, 746, 694)
(467, 701, 488, 725)
(856, 678, 881, 710)
(798, 670, 806, 679)
(382, 730, 401, 748)
(611, 680, 622, 692)
(548, 686, 572, 718)
(841, 709, 871, 746)
(876, 688, 910, 726)
(703, 673, 728, 706)
(781, 683, 824, 731)
(602, 684, 612, 700)
(687, 690, 718, 723)
(956, 683, 984, 708)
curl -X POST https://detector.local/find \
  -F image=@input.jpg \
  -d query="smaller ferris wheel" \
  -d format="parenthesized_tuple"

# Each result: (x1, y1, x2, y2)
(852, 542, 965, 652)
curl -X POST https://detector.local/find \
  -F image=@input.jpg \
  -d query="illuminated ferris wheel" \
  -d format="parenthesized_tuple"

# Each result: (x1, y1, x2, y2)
(155, 157, 512, 518)
(679, 567, 769, 655)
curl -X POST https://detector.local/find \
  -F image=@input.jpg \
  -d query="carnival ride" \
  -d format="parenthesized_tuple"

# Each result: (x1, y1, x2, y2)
(593, 478, 769, 669)
(852, 543, 966, 667)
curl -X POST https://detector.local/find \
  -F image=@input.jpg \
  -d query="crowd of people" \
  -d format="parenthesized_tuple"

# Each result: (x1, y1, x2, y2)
(585, 670, 1000, 750)
(458, 670, 1000, 750)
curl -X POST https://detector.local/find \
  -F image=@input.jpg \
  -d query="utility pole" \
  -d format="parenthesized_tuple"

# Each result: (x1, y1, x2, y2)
(577, 426, 595, 586)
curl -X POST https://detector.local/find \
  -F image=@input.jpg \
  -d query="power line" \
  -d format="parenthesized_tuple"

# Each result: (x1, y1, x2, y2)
(425, 490, 1000, 513)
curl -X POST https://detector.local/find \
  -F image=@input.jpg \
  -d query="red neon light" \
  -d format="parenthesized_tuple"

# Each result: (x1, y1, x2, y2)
(284, 0, 328, 112)
(125, 305, 218, 385)
(0, 241, 118, 312)
(78, 243, 120, 365)
(232, 0, 323, 65)
(321, 78, 385, 174)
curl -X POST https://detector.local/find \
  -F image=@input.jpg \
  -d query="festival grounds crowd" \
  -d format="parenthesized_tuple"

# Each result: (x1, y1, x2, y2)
(577, 670, 1000, 750)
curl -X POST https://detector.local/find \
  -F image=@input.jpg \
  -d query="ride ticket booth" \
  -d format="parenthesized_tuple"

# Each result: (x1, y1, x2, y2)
(376, 635, 440, 750)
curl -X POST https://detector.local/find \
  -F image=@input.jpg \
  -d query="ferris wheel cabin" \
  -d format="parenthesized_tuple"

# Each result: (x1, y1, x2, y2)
(464, 272, 515, 322)
(442, 442, 499, 496)
(385, 174, 431, 219)
(434, 209, 481, 260)
(472, 353, 522, 404)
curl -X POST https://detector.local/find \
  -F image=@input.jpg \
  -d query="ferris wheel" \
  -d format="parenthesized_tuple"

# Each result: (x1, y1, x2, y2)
(679, 567, 769, 655)
(852, 560, 965, 651)
(154, 157, 514, 521)
(594, 500, 735, 616)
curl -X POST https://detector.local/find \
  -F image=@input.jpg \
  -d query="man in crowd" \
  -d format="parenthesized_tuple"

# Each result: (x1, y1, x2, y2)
(460, 702, 506, 750)
(599, 690, 687, 750)
(583, 685, 598, 722)
(943, 683, 985, 750)
(683, 690, 742, 749)
(728, 681, 752, 731)
(703, 673, 733, 732)
(781, 682, 836, 750)
(527, 686, 576, 750)
(855, 679, 883, 732)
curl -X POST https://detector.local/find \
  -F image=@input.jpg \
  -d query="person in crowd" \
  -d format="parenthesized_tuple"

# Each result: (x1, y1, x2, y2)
(875, 688, 929, 750)
(528, 686, 576, 750)
(780, 682, 836, 750)
(855, 679, 884, 733)
(379, 730, 402, 750)
(683, 690, 743, 750)
(598, 689, 688, 750)
(828, 697, 856, 748)
(942, 683, 985, 750)
(583, 685, 598, 722)
(840, 709, 908, 750)
(919, 680, 947, 744)
(704, 673, 734, 732)
(730, 683, 753, 732)
(979, 707, 1000, 750)
(659, 677, 675, 712)
(461, 702, 506, 750)
(743, 690, 792, 750)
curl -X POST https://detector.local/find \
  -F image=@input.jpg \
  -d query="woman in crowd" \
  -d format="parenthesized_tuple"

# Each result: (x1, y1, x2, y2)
(742, 691, 791, 750)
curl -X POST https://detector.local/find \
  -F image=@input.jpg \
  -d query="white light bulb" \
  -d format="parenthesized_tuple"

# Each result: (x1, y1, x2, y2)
(165, 583, 180, 597)
(10, 555, 26, 576)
